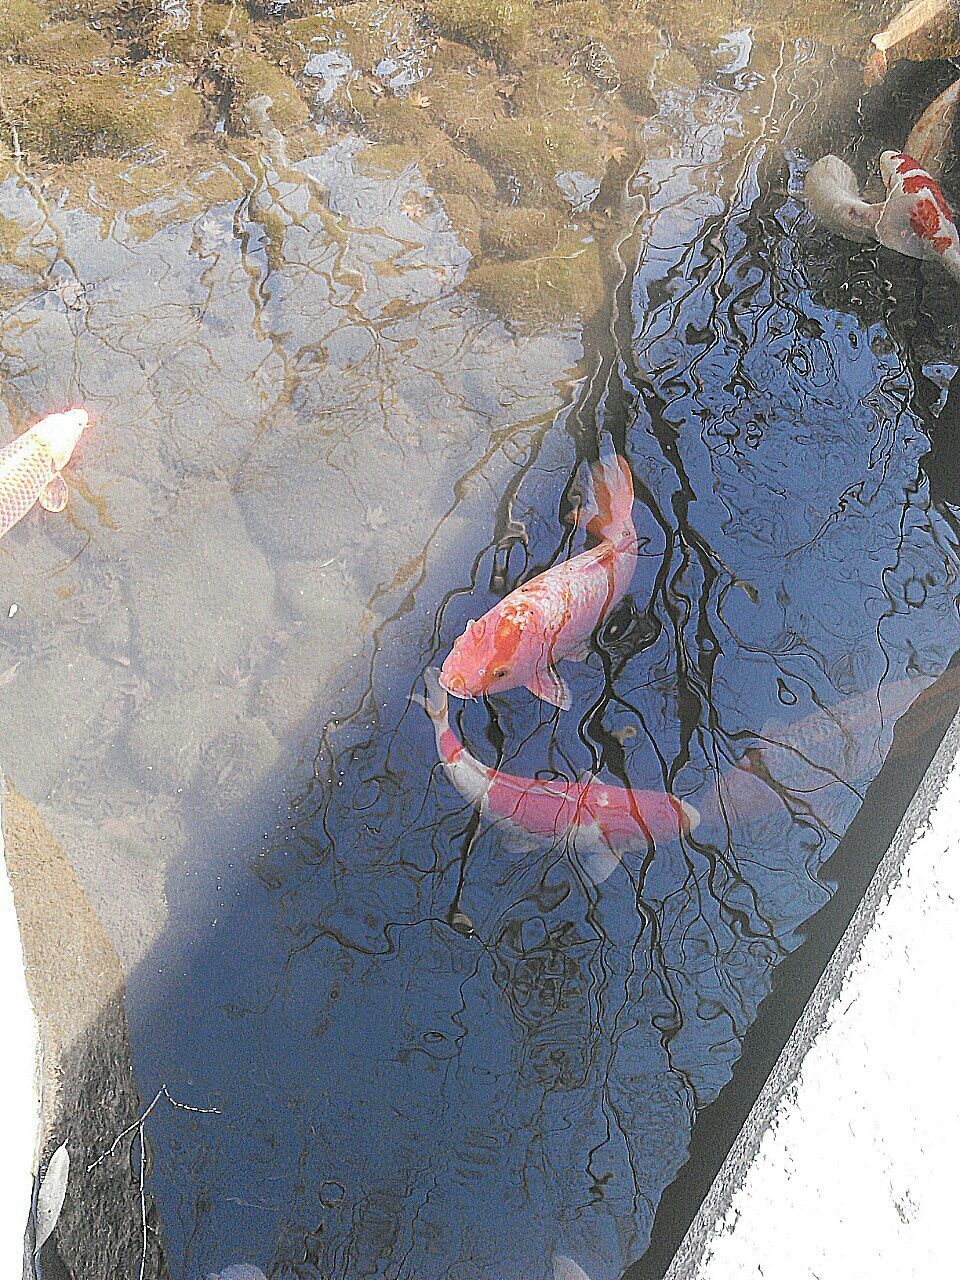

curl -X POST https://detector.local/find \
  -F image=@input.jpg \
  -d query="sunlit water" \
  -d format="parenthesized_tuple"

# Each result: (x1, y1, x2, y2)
(4, 3, 960, 1278)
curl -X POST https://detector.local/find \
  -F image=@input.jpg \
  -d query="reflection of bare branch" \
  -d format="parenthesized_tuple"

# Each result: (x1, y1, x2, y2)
(87, 1086, 219, 1280)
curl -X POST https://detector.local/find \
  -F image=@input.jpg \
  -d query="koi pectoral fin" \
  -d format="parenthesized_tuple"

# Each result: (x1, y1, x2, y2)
(564, 641, 592, 663)
(525, 664, 572, 710)
(38, 474, 68, 513)
(578, 846, 622, 885)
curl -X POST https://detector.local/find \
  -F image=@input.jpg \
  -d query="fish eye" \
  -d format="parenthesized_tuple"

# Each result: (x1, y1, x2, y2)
(492, 667, 508, 680)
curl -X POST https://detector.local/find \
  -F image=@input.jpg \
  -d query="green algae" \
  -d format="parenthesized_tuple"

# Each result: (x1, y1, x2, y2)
(427, 147, 498, 198)
(11, 18, 116, 73)
(479, 205, 563, 258)
(225, 50, 310, 133)
(346, 83, 438, 145)
(656, 46, 701, 92)
(0, 0, 46, 54)
(437, 192, 484, 253)
(262, 14, 344, 66)
(464, 115, 597, 206)
(611, 30, 659, 109)
(421, 0, 533, 58)
(468, 232, 605, 326)
(15, 73, 204, 165)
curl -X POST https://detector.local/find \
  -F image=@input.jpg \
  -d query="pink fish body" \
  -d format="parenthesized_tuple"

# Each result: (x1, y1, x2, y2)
(0, 409, 89, 539)
(877, 150, 960, 280)
(421, 668, 699, 882)
(440, 455, 638, 710)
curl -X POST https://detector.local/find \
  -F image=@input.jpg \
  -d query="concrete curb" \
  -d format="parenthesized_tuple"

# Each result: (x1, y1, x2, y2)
(659, 699, 960, 1279)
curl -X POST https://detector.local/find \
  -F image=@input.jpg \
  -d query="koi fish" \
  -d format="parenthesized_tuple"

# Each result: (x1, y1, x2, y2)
(0, 408, 89, 539)
(876, 150, 960, 278)
(864, 0, 952, 85)
(420, 668, 699, 883)
(903, 75, 960, 172)
(440, 454, 638, 711)
(804, 155, 882, 243)
(806, 82, 960, 284)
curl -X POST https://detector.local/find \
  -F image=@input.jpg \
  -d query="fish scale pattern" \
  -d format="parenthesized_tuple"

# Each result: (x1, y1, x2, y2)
(521, 544, 626, 648)
(0, 434, 56, 537)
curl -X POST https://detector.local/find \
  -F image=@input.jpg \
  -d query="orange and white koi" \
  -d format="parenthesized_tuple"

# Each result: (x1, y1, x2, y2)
(806, 81, 960, 284)
(421, 668, 699, 882)
(0, 409, 89, 539)
(864, 0, 952, 85)
(903, 75, 960, 172)
(440, 455, 638, 711)
(876, 149, 960, 279)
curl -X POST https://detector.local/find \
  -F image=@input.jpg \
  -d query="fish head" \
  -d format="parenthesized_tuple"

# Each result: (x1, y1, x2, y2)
(879, 149, 909, 192)
(34, 408, 89, 470)
(439, 610, 526, 699)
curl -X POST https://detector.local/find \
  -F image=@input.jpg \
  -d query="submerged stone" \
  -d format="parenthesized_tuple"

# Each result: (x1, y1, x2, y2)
(421, 0, 533, 59)
(467, 232, 605, 326)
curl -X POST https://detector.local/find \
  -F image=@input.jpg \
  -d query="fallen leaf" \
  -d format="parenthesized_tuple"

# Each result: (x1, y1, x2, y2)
(35, 1144, 70, 1252)
(408, 91, 431, 108)
(0, 661, 21, 688)
(364, 504, 388, 531)
(399, 191, 428, 221)
(600, 144, 628, 165)
(55, 279, 86, 311)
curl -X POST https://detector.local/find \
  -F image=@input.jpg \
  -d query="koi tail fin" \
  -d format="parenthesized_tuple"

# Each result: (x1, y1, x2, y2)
(419, 667, 450, 726)
(569, 453, 635, 544)
(943, 246, 960, 284)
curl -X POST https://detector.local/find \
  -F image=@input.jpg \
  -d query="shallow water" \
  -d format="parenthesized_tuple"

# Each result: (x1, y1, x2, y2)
(4, 2, 960, 1278)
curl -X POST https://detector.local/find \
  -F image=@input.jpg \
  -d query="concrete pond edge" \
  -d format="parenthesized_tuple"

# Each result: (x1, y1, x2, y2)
(657, 698, 960, 1279)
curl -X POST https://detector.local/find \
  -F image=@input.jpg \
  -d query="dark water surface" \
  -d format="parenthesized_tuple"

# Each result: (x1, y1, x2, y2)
(4, 3, 960, 1279)
(134, 48, 960, 1280)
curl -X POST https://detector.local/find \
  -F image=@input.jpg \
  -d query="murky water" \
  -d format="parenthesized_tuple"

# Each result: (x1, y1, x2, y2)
(5, 2, 960, 1278)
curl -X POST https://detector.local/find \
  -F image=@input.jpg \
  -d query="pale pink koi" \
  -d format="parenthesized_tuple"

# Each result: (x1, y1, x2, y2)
(420, 668, 700, 883)
(0, 409, 89, 539)
(440, 454, 638, 711)
(804, 156, 882, 243)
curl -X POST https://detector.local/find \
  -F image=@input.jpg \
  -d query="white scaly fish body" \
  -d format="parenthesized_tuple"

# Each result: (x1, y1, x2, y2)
(0, 409, 88, 539)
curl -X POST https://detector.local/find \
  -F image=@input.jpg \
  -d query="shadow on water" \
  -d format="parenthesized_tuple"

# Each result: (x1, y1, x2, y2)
(5, 4, 960, 1280)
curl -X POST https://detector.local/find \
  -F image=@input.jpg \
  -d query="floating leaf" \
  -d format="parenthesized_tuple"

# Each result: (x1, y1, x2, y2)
(35, 1144, 69, 1252)
(553, 1257, 593, 1280)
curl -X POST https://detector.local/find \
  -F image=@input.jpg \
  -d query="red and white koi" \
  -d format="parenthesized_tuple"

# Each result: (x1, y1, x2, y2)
(806, 79, 960, 285)
(876, 149, 960, 279)
(903, 75, 960, 172)
(0, 409, 89, 540)
(439, 455, 638, 711)
(420, 668, 699, 883)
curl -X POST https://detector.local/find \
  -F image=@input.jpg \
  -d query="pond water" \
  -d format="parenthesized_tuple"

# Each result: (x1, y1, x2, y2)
(5, 2, 960, 1278)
